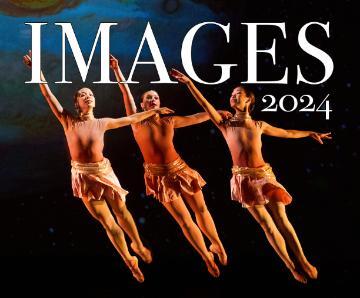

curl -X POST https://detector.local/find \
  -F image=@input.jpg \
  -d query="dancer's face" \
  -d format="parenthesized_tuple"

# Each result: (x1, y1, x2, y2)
(75, 88, 96, 113)
(141, 90, 160, 111)
(229, 87, 250, 111)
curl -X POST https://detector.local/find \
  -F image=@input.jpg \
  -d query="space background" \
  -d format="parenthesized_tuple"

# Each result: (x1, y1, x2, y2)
(0, 0, 357, 297)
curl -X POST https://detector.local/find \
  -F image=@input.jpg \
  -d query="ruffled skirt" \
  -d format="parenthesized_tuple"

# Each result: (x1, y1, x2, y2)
(143, 157, 206, 203)
(230, 163, 292, 208)
(71, 158, 128, 202)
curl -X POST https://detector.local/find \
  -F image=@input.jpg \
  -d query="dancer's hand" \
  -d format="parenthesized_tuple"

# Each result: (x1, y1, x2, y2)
(154, 107, 174, 115)
(23, 50, 32, 68)
(109, 54, 119, 70)
(169, 68, 191, 84)
(217, 110, 233, 121)
(309, 132, 332, 144)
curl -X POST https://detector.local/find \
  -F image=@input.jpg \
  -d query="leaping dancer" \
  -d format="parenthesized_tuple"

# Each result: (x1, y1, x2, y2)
(110, 55, 227, 277)
(23, 51, 174, 283)
(170, 68, 331, 284)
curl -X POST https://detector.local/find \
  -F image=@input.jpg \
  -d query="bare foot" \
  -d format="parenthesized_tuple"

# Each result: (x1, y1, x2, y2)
(290, 268, 307, 284)
(130, 242, 153, 264)
(301, 262, 318, 279)
(126, 256, 144, 283)
(210, 244, 228, 266)
(204, 252, 220, 278)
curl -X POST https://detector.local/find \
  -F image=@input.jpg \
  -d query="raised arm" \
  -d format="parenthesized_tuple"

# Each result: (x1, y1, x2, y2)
(23, 51, 67, 126)
(105, 107, 174, 130)
(110, 54, 137, 115)
(170, 69, 224, 127)
(262, 122, 332, 144)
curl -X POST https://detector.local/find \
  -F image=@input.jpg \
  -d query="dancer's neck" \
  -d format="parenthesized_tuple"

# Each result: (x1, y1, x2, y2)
(147, 112, 160, 121)
(79, 112, 95, 121)
(233, 111, 251, 120)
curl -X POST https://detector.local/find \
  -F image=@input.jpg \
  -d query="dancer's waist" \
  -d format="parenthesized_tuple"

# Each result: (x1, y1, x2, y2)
(71, 158, 111, 174)
(144, 157, 187, 176)
(231, 163, 275, 179)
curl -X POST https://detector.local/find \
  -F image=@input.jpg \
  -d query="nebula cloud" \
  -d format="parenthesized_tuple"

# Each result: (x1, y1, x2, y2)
(0, 0, 84, 17)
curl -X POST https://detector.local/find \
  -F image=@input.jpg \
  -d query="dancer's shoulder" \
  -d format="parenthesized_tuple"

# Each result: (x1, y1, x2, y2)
(61, 109, 77, 128)
(254, 120, 264, 129)
(161, 116, 174, 124)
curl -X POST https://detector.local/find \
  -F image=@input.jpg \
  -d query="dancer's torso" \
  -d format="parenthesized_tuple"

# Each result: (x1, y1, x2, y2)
(64, 116, 106, 163)
(133, 116, 179, 164)
(220, 119, 266, 168)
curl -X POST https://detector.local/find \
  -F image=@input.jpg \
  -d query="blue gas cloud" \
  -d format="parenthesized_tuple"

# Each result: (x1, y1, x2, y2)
(0, 0, 221, 143)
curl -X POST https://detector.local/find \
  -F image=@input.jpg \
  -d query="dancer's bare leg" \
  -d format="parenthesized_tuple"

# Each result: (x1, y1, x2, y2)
(81, 197, 144, 282)
(266, 199, 318, 279)
(248, 204, 307, 284)
(106, 197, 152, 264)
(162, 197, 220, 277)
(182, 190, 227, 265)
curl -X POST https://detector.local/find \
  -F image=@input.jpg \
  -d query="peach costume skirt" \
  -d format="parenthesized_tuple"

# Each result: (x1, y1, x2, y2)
(143, 157, 206, 203)
(71, 158, 128, 202)
(230, 163, 292, 208)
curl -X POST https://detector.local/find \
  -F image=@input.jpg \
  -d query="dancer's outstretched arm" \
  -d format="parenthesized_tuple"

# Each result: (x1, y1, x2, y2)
(262, 123, 332, 144)
(172, 112, 209, 128)
(110, 54, 137, 116)
(170, 68, 224, 127)
(172, 110, 232, 128)
(23, 51, 67, 126)
(105, 107, 174, 130)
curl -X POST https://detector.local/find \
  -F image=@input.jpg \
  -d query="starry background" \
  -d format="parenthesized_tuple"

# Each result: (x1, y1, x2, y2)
(0, 0, 357, 297)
